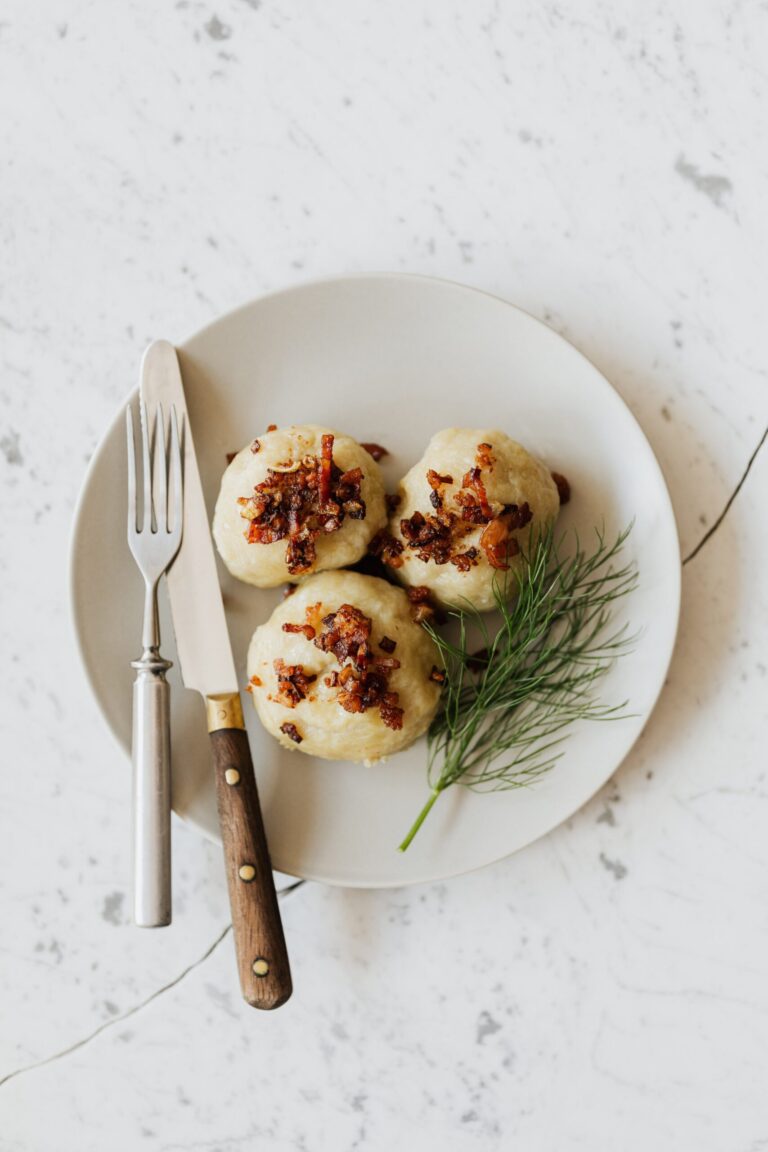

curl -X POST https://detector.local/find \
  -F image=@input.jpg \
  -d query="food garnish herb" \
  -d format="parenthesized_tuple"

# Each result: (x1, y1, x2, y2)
(399, 524, 638, 851)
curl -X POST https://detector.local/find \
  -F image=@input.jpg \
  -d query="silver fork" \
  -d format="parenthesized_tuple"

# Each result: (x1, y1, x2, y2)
(126, 401, 183, 927)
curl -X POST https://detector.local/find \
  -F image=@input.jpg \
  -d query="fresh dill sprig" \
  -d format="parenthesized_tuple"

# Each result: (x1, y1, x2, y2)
(398, 524, 638, 851)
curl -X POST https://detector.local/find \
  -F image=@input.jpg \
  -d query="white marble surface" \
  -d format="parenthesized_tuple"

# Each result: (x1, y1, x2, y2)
(1, 0, 767, 1148)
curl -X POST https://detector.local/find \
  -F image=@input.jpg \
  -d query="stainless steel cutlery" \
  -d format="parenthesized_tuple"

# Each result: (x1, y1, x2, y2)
(138, 341, 291, 1009)
(126, 400, 183, 928)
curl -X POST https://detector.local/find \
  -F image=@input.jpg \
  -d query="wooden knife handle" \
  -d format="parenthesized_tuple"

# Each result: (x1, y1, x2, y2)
(208, 714, 292, 1010)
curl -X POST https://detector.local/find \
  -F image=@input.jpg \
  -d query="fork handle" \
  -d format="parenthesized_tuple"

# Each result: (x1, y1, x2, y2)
(132, 655, 172, 927)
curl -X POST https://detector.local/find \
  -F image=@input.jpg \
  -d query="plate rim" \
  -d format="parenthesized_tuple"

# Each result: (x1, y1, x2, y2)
(69, 271, 681, 887)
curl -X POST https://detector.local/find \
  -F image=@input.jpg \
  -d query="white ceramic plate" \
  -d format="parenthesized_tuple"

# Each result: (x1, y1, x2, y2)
(70, 274, 680, 887)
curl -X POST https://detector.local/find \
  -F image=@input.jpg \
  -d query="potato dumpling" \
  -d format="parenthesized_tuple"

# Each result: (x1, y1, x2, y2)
(213, 425, 387, 588)
(379, 428, 563, 611)
(246, 571, 442, 763)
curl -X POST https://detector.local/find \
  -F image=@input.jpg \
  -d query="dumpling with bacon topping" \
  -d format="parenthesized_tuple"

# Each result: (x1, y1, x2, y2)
(374, 429, 564, 612)
(213, 425, 387, 587)
(246, 571, 442, 762)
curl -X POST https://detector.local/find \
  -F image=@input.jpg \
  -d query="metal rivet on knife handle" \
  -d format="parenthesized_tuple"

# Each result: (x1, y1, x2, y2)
(252, 958, 270, 977)
(239, 864, 256, 882)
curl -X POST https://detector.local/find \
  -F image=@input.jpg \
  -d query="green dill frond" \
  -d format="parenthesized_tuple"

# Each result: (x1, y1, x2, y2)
(398, 523, 638, 851)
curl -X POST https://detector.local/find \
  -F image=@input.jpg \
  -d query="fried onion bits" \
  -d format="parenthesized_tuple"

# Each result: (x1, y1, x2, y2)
(379, 429, 562, 611)
(213, 425, 387, 587)
(246, 572, 441, 763)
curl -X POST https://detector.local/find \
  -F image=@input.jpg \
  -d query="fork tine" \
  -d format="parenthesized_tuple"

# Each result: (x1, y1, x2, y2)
(170, 406, 182, 538)
(155, 406, 168, 533)
(139, 398, 153, 533)
(126, 406, 137, 535)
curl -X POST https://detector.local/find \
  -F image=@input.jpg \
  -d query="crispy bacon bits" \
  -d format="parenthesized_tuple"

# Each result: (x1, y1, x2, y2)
(317, 433, 333, 506)
(379, 699, 405, 730)
(278, 601, 406, 730)
(251, 439, 261, 454)
(280, 722, 303, 744)
(429, 665, 446, 684)
(245, 674, 263, 693)
(361, 442, 389, 462)
(457, 466, 493, 522)
(369, 528, 404, 569)
(237, 434, 367, 576)
(451, 546, 479, 573)
(385, 493, 402, 513)
(406, 586, 436, 624)
(476, 442, 495, 470)
(273, 659, 317, 708)
(426, 469, 453, 510)
(266, 424, 278, 433)
(479, 503, 530, 569)
(393, 443, 534, 573)
(479, 518, 513, 570)
(505, 502, 533, 531)
(282, 621, 316, 641)
(321, 604, 407, 728)
(551, 471, 571, 505)
(400, 509, 454, 565)
(313, 603, 371, 666)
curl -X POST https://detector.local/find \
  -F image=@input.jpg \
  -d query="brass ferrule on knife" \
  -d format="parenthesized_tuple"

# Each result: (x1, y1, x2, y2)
(205, 693, 245, 732)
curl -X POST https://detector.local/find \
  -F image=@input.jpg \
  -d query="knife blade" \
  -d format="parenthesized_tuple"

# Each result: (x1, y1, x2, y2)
(140, 340, 292, 1010)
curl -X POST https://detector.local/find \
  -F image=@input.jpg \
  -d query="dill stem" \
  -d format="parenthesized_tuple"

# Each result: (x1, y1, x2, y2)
(398, 787, 442, 852)
(398, 523, 637, 852)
